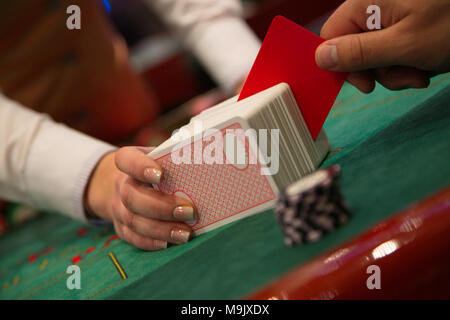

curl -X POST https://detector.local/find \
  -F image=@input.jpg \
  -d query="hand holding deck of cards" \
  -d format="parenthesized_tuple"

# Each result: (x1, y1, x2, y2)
(149, 16, 347, 237)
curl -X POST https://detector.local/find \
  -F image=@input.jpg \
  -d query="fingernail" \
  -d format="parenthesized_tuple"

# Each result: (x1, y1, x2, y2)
(144, 168, 162, 184)
(317, 44, 338, 70)
(173, 206, 196, 221)
(154, 239, 168, 250)
(170, 228, 191, 244)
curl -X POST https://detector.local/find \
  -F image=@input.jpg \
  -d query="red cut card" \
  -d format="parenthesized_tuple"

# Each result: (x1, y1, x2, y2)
(238, 16, 347, 140)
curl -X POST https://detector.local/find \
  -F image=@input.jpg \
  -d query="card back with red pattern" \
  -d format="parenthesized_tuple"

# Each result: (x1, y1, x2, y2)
(152, 122, 277, 235)
(238, 16, 347, 140)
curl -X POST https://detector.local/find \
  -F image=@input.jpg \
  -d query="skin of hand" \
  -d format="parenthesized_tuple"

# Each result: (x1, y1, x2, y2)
(315, 0, 450, 93)
(84, 147, 196, 251)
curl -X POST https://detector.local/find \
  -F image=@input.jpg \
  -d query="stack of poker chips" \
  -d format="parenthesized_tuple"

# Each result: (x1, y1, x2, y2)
(275, 165, 350, 246)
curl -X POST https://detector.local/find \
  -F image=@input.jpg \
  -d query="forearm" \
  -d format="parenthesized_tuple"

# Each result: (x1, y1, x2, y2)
(0, 94, 116, 222)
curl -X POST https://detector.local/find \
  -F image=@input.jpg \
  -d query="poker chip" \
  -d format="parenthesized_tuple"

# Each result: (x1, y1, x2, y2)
(275, 165, 350, 246)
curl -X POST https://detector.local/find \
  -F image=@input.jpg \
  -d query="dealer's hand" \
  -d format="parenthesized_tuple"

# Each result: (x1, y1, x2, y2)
(315, 0, 450, 93)
(85, 147, 195, 250)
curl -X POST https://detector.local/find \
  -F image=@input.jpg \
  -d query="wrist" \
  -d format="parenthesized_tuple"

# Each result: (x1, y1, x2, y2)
(84, 151, 118, 222)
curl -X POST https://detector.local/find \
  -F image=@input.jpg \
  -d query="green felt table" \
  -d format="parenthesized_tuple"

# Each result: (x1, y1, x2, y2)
(0, 73, 449, 300)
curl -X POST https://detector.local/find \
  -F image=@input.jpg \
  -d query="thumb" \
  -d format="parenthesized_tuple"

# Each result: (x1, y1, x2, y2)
(316, 27, 408, 72)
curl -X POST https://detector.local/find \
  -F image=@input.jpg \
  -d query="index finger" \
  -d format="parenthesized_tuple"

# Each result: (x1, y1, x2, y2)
(115, 146, 163, 185)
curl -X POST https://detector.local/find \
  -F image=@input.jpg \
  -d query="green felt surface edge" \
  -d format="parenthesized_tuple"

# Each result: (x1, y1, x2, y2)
(0, 74, 449, 300)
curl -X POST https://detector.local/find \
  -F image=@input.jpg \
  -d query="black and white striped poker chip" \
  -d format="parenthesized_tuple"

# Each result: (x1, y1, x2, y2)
(275, 165, 350, 246)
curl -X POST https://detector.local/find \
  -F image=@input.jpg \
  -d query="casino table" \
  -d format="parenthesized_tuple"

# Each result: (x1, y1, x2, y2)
(0, 74, 449, 300)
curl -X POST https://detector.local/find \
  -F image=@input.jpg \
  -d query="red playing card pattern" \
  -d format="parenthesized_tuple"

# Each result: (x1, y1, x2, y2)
(239, 16, 347, 140)
(154, 123, 276, 232)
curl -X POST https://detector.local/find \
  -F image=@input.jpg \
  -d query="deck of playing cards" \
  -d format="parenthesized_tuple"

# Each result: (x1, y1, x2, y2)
(149, 83, 330, 235)
(148, 16, 346, 235)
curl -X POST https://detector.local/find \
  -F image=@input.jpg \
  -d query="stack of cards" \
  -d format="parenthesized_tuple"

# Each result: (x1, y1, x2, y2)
(147, 16, 346, 235)
(148, 83, 330, 235)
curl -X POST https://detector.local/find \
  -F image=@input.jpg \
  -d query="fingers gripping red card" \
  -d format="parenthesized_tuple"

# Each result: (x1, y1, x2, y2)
(238, 16, 348, 140)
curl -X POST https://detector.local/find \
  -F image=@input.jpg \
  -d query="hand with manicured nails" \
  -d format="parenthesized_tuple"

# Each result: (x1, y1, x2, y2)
(315, 0, 450, 93)
(85, 147, 195, 250)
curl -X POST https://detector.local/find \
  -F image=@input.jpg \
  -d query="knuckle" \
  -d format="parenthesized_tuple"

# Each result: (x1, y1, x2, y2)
(152, 200, 173, 221)
(111, 200, 121, 217)
(121, 226, 133, 243)
(150, 203, 165, 220)
(122, 226, 139, 247)
(114, 148, 126, 168)
(350, 35, 367, 68)
(115, 171, 127, 187)
(117, 206, 128, 224)
(140, 217, 158, 235)
(397, 31, 416, 57)
(120, 183, 133, 209)
(114, 175, 123, 195)
(122, 210, 136, 230)
(115, 147, 139, 174)
(402, 36, 428, 69)
(127, 231, 147, 250)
